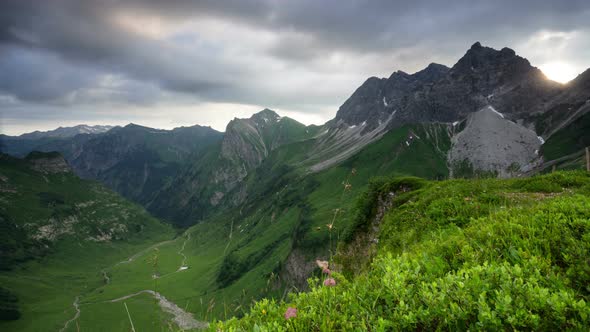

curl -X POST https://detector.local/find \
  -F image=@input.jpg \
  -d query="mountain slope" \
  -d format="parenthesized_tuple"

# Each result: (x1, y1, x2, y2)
(51, 122, 454, 328)
(147, 109, 319, 226)
(69, 124, 223, 205)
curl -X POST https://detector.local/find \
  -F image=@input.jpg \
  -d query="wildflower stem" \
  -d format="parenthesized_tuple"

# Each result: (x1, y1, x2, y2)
(124, 302, 136, 332)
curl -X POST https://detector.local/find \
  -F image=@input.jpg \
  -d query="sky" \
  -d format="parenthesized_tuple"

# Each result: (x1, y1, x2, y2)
(1, 0, 589, 135)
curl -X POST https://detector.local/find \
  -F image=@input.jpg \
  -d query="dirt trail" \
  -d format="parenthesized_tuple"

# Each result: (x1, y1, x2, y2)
(108, 290, 208, 330)
(156, 231, 193, 279)
(177, 232, 190, 270)
(59, 296, 80, 332)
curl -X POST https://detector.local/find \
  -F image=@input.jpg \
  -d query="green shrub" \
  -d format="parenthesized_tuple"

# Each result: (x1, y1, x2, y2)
(512, 171, 590, 193)
(215, 172, 590, 331)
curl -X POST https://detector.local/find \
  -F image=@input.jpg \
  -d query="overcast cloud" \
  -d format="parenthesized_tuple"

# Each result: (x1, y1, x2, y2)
(1, 0, 589, 134)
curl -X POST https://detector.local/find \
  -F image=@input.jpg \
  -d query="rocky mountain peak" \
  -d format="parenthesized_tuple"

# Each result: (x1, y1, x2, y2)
(388, 71, 410, 80)
(121, 123, 154, 131)
(451, 42, 530, 77)
(470, 41, 482, 49)
(412, 63, 450, 83)
(250, 108, 281, 126)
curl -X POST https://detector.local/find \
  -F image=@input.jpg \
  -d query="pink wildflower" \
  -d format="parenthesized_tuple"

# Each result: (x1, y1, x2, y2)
(316, 260, 329, 270)
(323, 277, 337, 287)
(322, 267, 332, 275)
(284, 307, 297, 320)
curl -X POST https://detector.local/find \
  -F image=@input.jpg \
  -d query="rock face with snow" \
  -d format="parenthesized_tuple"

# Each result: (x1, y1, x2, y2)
(334, 42, 562, 132)
(448, 106, 542, 177)
(333, 63, 451, 132)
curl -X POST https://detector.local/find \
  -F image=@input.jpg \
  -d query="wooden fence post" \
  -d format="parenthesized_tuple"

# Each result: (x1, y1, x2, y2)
(552, 165, 556, 173)
(586, 147, 590, 172)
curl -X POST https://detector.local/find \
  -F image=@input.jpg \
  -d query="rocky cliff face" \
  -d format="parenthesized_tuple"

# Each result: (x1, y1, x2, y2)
(220, 109, 280, 174)
(147, 109, 314, 225)
(333, 63, 450, 132)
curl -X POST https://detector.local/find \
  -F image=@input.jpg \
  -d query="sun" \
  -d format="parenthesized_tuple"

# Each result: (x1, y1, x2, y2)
(539, 62, 578, 84)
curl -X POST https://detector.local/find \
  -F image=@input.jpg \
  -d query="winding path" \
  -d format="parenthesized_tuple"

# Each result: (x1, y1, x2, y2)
(58, 231, 197, 330)
(177, 232, 190, 270)
(108, 290, 208, 330)
(59, 296, 80, 332)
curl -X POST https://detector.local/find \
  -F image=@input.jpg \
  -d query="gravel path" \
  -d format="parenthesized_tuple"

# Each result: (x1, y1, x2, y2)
(109, 290, 208, 330)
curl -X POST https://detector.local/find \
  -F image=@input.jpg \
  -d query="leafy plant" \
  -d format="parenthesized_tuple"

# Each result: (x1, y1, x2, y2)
(214, 171, 590, 331)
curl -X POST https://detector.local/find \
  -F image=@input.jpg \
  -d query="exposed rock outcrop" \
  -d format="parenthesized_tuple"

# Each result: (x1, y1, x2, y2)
(448, 106, 542, 177)
(25, 151, 71, 174)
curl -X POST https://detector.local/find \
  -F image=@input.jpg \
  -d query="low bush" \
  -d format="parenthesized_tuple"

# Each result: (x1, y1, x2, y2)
(214, 172, 590, 331)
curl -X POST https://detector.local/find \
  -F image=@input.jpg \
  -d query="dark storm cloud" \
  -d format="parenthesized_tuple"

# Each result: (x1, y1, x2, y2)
(1, 1, 247, 105)
(99, 0, 590, 59)
(1, 0, 590, 134)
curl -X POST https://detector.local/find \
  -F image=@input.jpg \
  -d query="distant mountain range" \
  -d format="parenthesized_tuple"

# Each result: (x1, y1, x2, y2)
(15, 124, 115, 140)
(2, 42, 589, 226)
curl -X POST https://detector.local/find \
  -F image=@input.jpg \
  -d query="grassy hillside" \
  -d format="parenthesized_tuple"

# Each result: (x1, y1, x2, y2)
(3, 123, 588, 330)
(215, 171, 590, 330)
(0, 153, 176, 331)
(12, 122, 451, 330)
